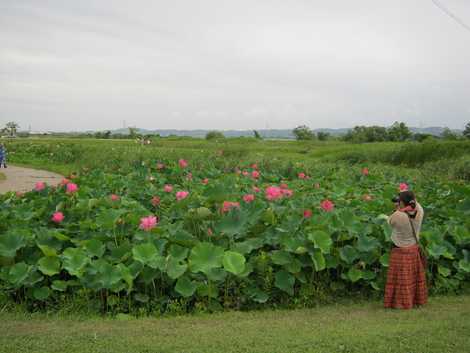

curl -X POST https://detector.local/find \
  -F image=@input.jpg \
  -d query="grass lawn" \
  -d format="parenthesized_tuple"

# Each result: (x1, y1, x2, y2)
(1, 295, 469, 353)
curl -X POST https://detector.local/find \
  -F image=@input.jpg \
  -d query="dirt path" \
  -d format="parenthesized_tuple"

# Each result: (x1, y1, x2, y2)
(0, 165, 63, 194)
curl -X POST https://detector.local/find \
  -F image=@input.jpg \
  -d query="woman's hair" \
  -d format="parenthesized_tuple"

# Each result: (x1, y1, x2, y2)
(399, 191, 416, 209)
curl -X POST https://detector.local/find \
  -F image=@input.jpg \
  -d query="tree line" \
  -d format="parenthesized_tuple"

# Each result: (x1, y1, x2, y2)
(292, 122, 470, 142)
(2, 121, 470, 142)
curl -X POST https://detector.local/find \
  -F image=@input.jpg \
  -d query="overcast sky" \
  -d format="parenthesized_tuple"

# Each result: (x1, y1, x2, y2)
(1, 0, 469, 131)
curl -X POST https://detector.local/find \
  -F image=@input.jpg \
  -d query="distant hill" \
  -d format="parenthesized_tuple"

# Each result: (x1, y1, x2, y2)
(409, 127, 461, 136)
(111, 128, 296, 138)
(107, 127, 462, 139)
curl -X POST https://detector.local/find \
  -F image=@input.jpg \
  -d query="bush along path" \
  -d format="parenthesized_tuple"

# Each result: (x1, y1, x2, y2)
(0, 165, 63, 194)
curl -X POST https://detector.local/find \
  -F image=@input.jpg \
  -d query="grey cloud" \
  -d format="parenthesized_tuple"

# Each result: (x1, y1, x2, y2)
(1, 0, 469, 131)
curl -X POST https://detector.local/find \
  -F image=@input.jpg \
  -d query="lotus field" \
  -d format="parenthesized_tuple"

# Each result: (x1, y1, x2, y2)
(1, 156, 469, 313)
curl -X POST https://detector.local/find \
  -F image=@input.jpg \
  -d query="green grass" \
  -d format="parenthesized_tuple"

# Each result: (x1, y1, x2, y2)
(2, 137, 361, 179)
(6, 137, 469, 171)
(1, 295, 469, 353)
(0, 138, 415, 177)
(7, 137, 468, 183)
(1, 138, 469, 352)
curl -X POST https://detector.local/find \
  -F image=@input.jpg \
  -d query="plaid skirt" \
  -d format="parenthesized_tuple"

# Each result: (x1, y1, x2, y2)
(384, 244, 427, 309)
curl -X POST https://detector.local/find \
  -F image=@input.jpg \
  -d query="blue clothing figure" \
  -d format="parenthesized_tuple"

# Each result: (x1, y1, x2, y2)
(0, 144, 7, 168)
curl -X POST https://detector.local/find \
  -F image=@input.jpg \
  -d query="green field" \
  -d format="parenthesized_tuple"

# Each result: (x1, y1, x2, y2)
(3, 137, 470, 179)
(0, 137, 469, 352)
(1, 295, 470, 353)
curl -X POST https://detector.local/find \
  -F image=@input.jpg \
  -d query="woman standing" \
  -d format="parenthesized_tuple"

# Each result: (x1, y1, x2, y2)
(384, 190, 427, 309)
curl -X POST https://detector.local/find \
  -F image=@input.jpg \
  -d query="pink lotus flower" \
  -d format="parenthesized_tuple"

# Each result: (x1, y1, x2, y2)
(251, 163, 258, 169)
(66, 183, 78, 194)
(178, 159, 188, 168)
(51, 211, 64, 224)
(298, 172, 306, 179)
(186, 172, 193, 181)
(362, 167, 369, 176)
(303, 209, 313, 219)
(156, 162, 165, 170)
(61, 178, 70, 186)
(222, 201, 240, 213)
(362, 194, 373, 202)
(265, 186, 283, 201)
(207, 228, 213, 236)
(399, 183, 408, 192)
(35, 182, 46, 192)
(110, 194, 120, 201)
(280, 183, 289, 189)
(242, 171, 249, 176)
(151, 196, 160, 207)
(164, 184, 173, 193)
(202, 178, 209, 185)
(176, 191, 189, 201)
(251, 170, 260, 179)
(16, 191, 24, 198)
(139, 216, 158, 232)
(281, 189, 293, 198)
(243, 194, 255, 203)
(320, 199, 335, 212)
(252, 186, 260, 193)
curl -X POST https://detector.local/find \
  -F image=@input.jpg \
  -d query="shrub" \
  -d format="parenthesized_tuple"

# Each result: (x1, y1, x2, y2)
(337, 151, 368, 164)
(383, 140, 470, 166)
(451, 156, 470, 180)
(293, 126, 315, 140)
(464, 122, 470, 139)
(317, 132, 330, 141)
(206, 131, 225, 140)
(1, 154, 469, 315)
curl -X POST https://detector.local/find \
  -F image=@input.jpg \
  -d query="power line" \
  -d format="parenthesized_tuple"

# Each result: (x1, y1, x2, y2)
(431, 0, 470, 33)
